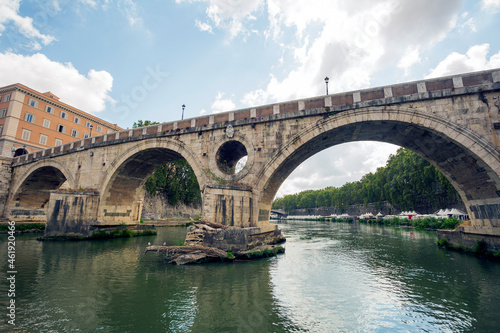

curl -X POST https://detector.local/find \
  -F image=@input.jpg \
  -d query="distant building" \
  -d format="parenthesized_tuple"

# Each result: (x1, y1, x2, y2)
(0, 83, 122, 157)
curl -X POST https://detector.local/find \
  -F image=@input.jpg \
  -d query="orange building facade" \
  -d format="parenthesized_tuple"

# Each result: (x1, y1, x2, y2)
(0, 83, 122, 157)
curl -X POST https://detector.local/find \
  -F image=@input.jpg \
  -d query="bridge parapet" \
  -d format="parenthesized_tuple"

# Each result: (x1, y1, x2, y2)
(12, 69, 500, 167)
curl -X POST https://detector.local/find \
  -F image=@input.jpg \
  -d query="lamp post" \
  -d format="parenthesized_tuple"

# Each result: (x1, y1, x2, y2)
(324, 76, 329, 95)
(89, 124, 93, 137)
(182, 104, 186, 120)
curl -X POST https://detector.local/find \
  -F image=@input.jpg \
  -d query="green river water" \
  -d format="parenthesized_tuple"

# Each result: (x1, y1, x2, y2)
(1, 221, 500, 332)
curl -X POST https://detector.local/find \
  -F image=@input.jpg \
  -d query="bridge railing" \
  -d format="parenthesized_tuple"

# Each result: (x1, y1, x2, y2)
(12, 69, 500, 166)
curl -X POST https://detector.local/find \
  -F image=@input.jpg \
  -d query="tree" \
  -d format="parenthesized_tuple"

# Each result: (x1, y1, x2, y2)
(272, 148, 460, 213)
(135, 120, 201, 207)
(133, 120, 159, 128)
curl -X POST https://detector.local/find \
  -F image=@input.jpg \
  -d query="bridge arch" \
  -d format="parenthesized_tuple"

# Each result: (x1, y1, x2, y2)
(256, 107, 500, 226)
(98, 137, 206, 222)
(9, 160, 76, 216)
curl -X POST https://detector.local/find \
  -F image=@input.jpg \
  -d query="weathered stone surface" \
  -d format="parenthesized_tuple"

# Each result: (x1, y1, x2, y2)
(45, 190, 100, 237)
(233, 245, 285, 260)
(438, 227, 500, 252)
(144, 245, 232, 264)
(2, 69, 500, 244)
(186, 222, 285, 252)
(0, 156, 12, 218)
(141, 192, 201, 220)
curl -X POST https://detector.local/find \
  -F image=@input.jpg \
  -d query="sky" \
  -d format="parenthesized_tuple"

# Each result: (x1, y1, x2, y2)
(1, 0, 500, 198)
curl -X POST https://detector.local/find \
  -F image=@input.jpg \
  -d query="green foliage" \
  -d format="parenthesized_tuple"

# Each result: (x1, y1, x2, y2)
(272, 148, 460, 212)
(133, 120, 201, 207)
(145, 159, 201, 206)
(133, 120, 159, 128)
(226, 251, 235, 259)
(0, 223, 45, 232)
(355, 216, 461, 230)
(90, 226, 157, 239)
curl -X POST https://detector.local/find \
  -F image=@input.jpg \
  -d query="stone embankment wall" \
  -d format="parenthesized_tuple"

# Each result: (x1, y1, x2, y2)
(288, 201, 467, 217)
(141, 192, 201, 220)
(0, 157, 12, 218)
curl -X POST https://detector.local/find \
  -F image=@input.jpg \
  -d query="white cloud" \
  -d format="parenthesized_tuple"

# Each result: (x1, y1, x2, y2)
(482, 0, 500, 10)
(184, 1, 463, 196)
(79, 0, 98, 8)
(239, 0, 462, 107)
(117, 0, 143, 27)
(0, 0, 56, 49)
(211, 92, 235, 113)
(195, 19, 213, 33)
(426, 43, 500, 78)
(398, 46, 421, 75)
(0, 52, 114, 113)
(176, 0, 264, 38)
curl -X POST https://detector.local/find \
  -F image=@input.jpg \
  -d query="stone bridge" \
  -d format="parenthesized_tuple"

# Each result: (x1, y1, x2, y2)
(3, 69, 500, 241)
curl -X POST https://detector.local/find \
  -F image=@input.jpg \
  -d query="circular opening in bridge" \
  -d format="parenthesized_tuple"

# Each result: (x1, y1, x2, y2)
(216, 140, 248, 175)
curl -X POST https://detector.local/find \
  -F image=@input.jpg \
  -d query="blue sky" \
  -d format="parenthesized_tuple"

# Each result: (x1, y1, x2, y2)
(1, 0, 500, 197)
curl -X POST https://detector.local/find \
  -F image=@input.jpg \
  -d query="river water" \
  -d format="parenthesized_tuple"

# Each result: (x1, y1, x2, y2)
(2, 221, 500, 332)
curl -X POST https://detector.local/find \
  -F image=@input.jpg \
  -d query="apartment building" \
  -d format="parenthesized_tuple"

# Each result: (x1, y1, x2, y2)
(0, 83, 122, 157)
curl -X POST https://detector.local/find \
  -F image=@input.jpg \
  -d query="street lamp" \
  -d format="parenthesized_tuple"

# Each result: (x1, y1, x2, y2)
(324, 76, 329, 95)
(182, 104, 186, 120)
(89, 124, 93, 137)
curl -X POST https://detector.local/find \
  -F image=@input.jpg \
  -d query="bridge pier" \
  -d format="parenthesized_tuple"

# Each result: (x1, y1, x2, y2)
(45, 190, 100, 237)
(202, 185, 258, 228)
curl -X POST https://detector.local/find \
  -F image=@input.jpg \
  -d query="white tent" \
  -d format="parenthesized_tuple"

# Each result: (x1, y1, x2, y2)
(448, 208, 466, 216)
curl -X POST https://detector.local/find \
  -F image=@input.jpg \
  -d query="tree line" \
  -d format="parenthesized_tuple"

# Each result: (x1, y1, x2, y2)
(272, 148, 460, 213)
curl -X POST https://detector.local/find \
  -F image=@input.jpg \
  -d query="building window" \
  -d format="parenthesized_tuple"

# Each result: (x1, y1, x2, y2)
(28, 99, 38, 108)
(107, 129, 113, 134)
(45, 105, 54, 114)
(55, 139, 62, 146)
(96, 126, 103, 133)
(39, 134, 48, 145)
(86, 121, 92, 128)
(4, 95, 10, 102)
(57, 124, 65, 133)
(25, 113, 35, 123)
(0, 125, 3, 136)
(74, 117, 80, 124)
(60, 111, 67, 119)
(71, 129, 78, 138)
(0, 109, 6, 118)
(84, 133, 90, 139)
(43, 119, 51, 128)
(22, 129, 31, 141)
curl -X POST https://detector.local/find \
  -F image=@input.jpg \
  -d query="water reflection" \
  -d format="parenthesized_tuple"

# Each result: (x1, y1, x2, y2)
(0, 228, 292, 332)
(2, 222, 500, 332)
(273, 221, 500, 332)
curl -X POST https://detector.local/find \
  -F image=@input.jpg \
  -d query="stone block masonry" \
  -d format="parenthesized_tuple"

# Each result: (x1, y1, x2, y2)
(3, 69, 500, 248)
(0, 156, 12, 218)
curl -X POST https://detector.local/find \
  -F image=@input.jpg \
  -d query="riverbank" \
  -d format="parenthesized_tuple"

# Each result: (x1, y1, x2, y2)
(40, 224, 157, 241)
(0, 222, 45, 233)
(273, 215, 462, 230)
(436, 237, 500, 258)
